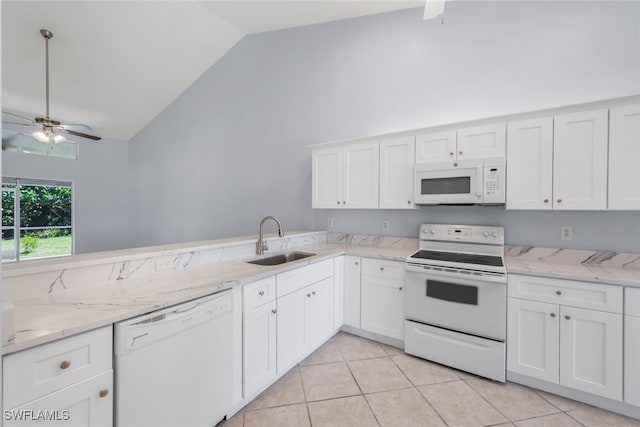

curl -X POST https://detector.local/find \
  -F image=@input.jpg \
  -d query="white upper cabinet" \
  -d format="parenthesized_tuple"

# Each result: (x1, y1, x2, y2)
(457, 123, 506, 160)
(342, 141, 379, 209)
(553, 109, 608, 210)
(379, 136, 415, 209)
(415, 130, 456, 163)
(506, 117, 554, 210)
(415, 124, 505, 164)
(609, 104, 640, 210)
(312, 147, 343, 209)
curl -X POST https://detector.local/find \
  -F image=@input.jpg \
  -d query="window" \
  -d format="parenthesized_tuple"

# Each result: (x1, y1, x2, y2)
(2, 178, 73, 261)
(2, 130, 77, 160)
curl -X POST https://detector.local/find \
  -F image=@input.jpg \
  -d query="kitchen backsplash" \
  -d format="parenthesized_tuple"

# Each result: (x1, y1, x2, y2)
(327, 233, 418, 250)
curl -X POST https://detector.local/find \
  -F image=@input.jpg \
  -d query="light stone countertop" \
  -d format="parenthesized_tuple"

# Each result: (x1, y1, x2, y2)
(3, 238, 639, 356)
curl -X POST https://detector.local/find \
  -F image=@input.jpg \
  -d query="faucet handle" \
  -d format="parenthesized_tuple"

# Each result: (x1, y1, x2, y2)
(263, 242, 268, 252)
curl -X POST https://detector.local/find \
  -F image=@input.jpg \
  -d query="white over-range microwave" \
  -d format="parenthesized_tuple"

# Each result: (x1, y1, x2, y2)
(414, 157, 505, 205)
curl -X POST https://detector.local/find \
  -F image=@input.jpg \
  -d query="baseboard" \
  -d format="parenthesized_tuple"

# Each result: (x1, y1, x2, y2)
(339, 325, 404, 349)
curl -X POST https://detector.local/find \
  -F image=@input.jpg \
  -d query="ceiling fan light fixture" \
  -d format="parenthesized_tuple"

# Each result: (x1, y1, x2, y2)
(32, 129, 66, 144)
(424, 0, 446, 20)
(33, 130, 51, 143)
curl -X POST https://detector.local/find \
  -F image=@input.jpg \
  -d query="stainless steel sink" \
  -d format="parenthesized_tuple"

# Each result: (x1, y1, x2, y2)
(246, 251, 316, 266)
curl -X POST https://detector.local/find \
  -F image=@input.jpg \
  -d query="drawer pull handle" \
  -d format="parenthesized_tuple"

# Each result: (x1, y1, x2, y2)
(99, 389, 109, 398)
(556, 290, 562, 296)
(312, 291, 316, 295)
(565, 315, 571, 320)
(258, 290, 265, 296)
(550, 313, 556, 318)
(60, 360, 71, 370)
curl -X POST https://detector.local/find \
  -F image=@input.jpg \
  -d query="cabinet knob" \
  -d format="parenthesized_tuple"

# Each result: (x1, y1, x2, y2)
(271, 309, 277, 314)
(557, 198, 562, 203)
(99, 389, 109, 398)
(550, 313, 556, 318)
(459, 151, 463, 155)
(343, 201, 346, 204)
(258, 290, 265, 296)
(60, 360, 71, 370)
(407, 200, 411, 204)
(312, 291, 316, 296)
(449, 152, 454, 156)
(355, 262, 359, 265)
(380, 267, 384, 271)
(306, 293, 311, 298)
(399, 287, 403, 291)
(544, 199, 549, 203)
(556, 290, 562, 296)
(564, 315, 571, 320)
(337, 201, 341, 205)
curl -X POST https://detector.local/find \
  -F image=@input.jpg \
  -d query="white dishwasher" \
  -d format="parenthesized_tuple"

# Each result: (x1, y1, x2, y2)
(114, 289, 233, 427)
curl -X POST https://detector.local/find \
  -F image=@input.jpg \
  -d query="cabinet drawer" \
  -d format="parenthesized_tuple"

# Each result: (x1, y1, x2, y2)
(626, 287, 640, 317)
(244, 276, 276, 311)
(277, 259, 333, 298)
(508, 274, 623, 313)
(362, 258, 404, 282)
(3, 326, 112, 409)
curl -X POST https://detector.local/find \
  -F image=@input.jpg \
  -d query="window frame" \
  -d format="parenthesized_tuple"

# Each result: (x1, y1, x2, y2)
(2, 177, 75, 262)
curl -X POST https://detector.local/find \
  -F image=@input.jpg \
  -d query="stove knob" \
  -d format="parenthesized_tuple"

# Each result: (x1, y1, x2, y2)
(492, 232, 498, 238)
(430, 229, 436, 234)
(482, 232, 489, 237)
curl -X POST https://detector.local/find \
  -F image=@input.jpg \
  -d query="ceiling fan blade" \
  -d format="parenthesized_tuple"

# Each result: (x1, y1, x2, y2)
(2, 111, 35, 124)
(59, 123, 93, 132)
(2, 121, 39, 128)
(56, 127, 101, 141)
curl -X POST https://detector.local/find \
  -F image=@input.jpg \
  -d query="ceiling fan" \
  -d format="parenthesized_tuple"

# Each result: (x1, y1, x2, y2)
(2, 29, 101, 144)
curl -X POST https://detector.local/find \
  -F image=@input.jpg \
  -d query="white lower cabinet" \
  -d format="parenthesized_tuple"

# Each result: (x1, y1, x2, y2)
(625, 288, 640, 407)
(243, 300, 277, 398)
(360, 258, 404, 340)
(333, 256, 345, 330)
(507, 274, 623, 401)
(343, 255, 362, 328)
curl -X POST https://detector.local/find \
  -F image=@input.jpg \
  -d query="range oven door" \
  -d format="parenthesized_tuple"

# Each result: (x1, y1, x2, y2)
(404, 264, 506, 341)
(414, 160, 484, 204)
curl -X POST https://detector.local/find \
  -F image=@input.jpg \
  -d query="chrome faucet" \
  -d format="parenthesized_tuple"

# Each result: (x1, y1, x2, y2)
(256, 216, 284, 255)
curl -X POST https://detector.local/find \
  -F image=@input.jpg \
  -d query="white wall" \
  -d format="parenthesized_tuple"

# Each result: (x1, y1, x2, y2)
(126, 2, 639, 251)
(2, 137, 131, 253)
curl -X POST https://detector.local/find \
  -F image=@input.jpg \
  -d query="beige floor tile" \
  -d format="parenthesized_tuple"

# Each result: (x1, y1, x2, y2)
(567, 406, 640, 427)
(221, 410, 244, 427)
(418, 380, 508, 427)
(533, 390, 590, 412)
(466, 378, 559, 421)
(308, 395, 379, 427)
(515, 413, 582, 427)
(244, 403, 309, 427)
(300, 340, 344, 366)
(300, 362, 361, 401)
(349, 357, 412, 393)
(365, 388, 446, 427)
(380, 343, 404, 356)
(334, 332, 387, 360)
(246, 367, 306, 410)
(392, 354, 460, 386)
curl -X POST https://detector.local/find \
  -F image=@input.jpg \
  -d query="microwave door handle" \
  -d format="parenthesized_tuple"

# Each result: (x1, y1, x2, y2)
(476, 166, 484, 197)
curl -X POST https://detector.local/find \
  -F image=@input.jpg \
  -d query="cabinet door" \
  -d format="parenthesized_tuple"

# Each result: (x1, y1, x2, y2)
(506, 117, 553, 210)
(361, 275, 404, 340)
(343, 256, 362, 328)
(457, 123, 506, 160)
(5, 370, 113, 427)
(506, 298, 559, 383)
(559, 306, 623, 400)
(553, 109, 608, 210)
(309, 278, 335, 350)
(276, 287, 309, 374)
(379, 136, 416, 209)
(333, 256, 345, 330)
(342, 141, 379, 209)
(243, 300, 277, 398)
(625, 315, 640, 406)
(312, 147, 343, 208)
(415, 130, 456, 163)
(609, 104, 640, 210)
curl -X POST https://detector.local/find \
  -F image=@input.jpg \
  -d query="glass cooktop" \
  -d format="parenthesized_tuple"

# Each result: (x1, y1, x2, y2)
(408, 250, 504, 267)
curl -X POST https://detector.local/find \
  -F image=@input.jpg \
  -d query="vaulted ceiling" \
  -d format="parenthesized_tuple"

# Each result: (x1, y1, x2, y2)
(2, 1, 422, 141)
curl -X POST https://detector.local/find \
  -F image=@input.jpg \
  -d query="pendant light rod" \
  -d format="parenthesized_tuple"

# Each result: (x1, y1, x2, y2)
(40, 29, 53, 120)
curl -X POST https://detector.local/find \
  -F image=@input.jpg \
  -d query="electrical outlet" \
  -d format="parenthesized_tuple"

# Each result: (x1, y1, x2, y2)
(561, 226, 573, 240)
(327, 218, 334, 228)
(382, 220, 390, 231)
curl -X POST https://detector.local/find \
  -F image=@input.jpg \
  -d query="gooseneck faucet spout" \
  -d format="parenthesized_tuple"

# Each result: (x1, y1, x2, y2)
(257, 216, 284, 255)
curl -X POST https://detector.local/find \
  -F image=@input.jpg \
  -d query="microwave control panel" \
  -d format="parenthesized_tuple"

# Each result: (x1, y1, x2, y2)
(483, 160, 505, 204)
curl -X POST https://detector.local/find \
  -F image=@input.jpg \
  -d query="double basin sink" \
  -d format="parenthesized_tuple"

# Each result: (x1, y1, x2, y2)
(246, 251, 316, 266)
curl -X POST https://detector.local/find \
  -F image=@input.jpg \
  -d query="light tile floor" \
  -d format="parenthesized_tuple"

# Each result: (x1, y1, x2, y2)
(223, 332, 640, 427)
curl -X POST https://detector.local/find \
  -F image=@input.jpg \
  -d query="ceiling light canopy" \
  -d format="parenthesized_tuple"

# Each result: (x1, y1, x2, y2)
(424, 0, 446, 20)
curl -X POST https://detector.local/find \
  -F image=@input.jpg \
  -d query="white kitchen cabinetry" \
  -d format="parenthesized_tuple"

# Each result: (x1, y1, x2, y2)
(506, 117, 554, 209)
(379, 136, 415, 209)
(507, 274, 623, 401)
(415, 123, 505, 163)
(276, 260, 335, 374)
(311, 142, 379, 209)
(625, 287, 640, 407)
(343, 255, 362, 328)
(553, 109, 608, 210)
(360, 258, 404, 340)
(243, 277, 278, 398)
(3, 326, 113, 427)
(609, 104, 640, 210)
(333, 256, 345, 330)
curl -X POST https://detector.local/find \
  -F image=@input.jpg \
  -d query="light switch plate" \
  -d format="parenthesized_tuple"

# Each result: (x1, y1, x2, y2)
(382, 221, 390, 231)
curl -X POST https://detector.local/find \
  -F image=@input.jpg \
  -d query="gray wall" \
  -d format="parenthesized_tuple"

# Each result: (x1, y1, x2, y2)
(2, 137, 131, 253)
(128, 1, 640, 251)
